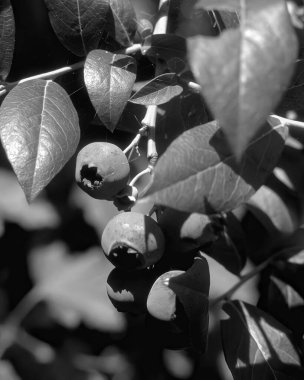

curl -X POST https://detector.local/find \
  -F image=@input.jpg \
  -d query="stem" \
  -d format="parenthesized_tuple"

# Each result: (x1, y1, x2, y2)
(123, 126, 148, 155)
(269, 114, 304, 129)
(6, 44, 142, 89)
(8, 61, 84, 87)
(6, 289, 41, 327)
(187, 81, 202, 93)
(129, 167, 152, 187)
(209, 249, 288, 307)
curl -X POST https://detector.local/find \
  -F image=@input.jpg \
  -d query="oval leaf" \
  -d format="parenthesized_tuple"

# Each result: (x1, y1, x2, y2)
(0, 79, 80, 202)
(108, 0, 137, 47)
(44, 0, 110, 56)
(222, 300, 304, 379)
(142, 120, 287, 214)
(84, 49, 136, 131)
(130, 73, 183, 105)
(0, 0, 15, 81)
(188, 0, 298, 158)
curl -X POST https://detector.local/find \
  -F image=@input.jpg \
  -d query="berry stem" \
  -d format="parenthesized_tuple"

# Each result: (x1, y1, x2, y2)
(140, 0, 171, 168)
(123, 126, 148, 156)
(129, 167, 152, 187)
(268, 114, 304, 129)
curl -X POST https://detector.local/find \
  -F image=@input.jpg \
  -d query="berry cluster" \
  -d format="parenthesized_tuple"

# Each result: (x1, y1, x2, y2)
(75, 141, 209, 350)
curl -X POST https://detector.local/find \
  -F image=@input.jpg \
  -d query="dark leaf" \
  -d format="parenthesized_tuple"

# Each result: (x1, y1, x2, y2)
(259, 275, 304, 342)
(222, 300, 304, 380)
(84, 49, 136, 132)
(142, 120, 287, 214)
(129, 73, 183, 105)
(107, 0, 137, 47)
(0, 79, 80, 202)
(209, 9, 240, 32)
(273, 247, 304, 298)
(168, 256, 210, 352)
(44, 0, 110, 56)
(0, 0, 15, 81)
(204, 211, 247, 274)
(156, 96, 187, 156)
(188, 0, 298, 158)
(143, 34, 187, 63)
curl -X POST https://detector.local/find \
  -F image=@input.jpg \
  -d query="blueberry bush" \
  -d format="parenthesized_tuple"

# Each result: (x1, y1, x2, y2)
(0, 0, 304, 379)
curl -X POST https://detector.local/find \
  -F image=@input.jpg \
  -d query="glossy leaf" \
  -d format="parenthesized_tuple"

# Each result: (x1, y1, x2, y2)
(142, 120, 287, 214)
(222, 300, 303, 379)
(108, 0, 137, 47)
(44, 0, 110, 56)
(0, 79, 80, 202)
(129, 73, 183, 105)
(0, 0, 15, 81)
(168, 257, 210, 352)
(84, 49, 136, 131)
(188, 0, 298, 158)
(259, 276, 304, 341)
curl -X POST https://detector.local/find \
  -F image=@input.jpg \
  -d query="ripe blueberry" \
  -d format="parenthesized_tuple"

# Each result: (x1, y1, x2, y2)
(101, 212, 165, 270)
(147, 270, 184, 321)
(75, 142, 130, 200)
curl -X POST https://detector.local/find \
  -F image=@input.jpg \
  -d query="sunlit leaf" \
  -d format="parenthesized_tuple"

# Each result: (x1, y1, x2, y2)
(247, 178, 301, 236)
(222, 300, 304, 379)
(44, 0, 110, 56)
(29, 244, 125, 332)
(0, 0, 15, 81)
(188, 0, 298, 158)
(108, 0, 137, 47)
(129, 73, 183, 105)
(259, 276, 304, 341)
(142, 120, 287, 214)
(0, 79, 80, 202)
(84, 49, 136, 131)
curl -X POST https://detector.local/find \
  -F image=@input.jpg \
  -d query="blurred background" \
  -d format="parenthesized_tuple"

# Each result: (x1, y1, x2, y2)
(1, 0, 303, 379)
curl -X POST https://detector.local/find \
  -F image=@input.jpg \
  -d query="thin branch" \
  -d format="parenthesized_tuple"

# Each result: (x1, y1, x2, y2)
(129, 167, 152, 187)
(269, 114, 304, 129)
(6, 44, 142, 89)
(209, 249, 289, 307)
(123, 126, 148, 155)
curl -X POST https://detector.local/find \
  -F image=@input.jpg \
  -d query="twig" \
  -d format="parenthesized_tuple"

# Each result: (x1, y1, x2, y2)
(129, 167, 152, 187)
(123, 126, 148, 155)
(209, 249, 289, 307)
(269, 114, 304, 129)
(5, 44, 142, 90)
